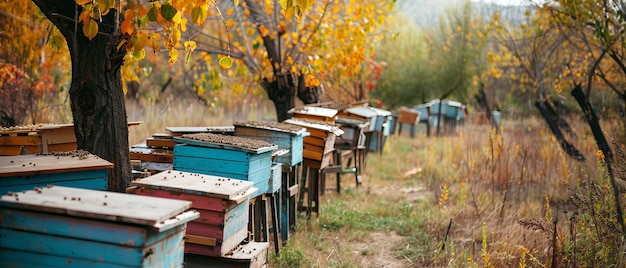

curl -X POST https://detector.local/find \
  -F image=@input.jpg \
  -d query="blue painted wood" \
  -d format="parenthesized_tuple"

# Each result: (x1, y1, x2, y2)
(173, 155, 269, 175)
(174, 144, 267, 162)
(0, 251, 128, 268)
(0, 169, 108, 193)
(0, 224, 185, 267)
(0, 177, 108, 194)
(173, 137, 277, 154)
(233, 127, 304, 166)
(0, 208, 152, 246)
(267, 164, 282, 193)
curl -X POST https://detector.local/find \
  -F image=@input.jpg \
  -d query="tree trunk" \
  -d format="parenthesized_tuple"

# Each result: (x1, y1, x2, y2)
(535, 101, 585, 162)
(264, 74, 296, 122)
(32, 0, 132, 192)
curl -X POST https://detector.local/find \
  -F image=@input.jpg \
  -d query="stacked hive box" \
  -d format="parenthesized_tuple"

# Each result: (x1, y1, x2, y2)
(0, 185, 198, 267)
(1, 123, 140, 156)
(130, 133, 177, 173)
(0, 124, 76, 155)
(283, 119, 343, 169)
(0, 152, 112, 193)
(130, 170, 257, 258)
(233, 121, 306, 168)
(233, 121, 307, 244)
(172, 133, 277, 197)
(288, 106, 338, 123)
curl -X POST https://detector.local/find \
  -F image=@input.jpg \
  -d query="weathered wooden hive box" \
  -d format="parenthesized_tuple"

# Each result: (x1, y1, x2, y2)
(1, 123, 141, 156)
(0, 185, 198, 267)
(0, 151, 112, 194)
(0, 124, 76, 156)
(283, 119, 344, 169)
(233, 121, 306, 167)
(288, 106, 338, 123)
(130, 170, 257, 258)
(184, 241, 269, 268)
(173, 133, 277, 197)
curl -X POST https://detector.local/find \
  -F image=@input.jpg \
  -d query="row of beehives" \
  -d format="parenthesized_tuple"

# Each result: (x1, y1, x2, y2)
(0, 151, 272, 267)
(0, 103, 396, 267)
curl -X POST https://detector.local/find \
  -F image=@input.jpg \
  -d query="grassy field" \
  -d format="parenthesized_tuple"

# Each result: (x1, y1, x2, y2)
(270, 117, 624, 267)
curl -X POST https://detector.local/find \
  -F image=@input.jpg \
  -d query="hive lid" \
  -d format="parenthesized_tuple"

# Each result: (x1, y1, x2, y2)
(174, 133, 277, 154)
(165, 126, 235, 135)
(0, 185, 196, 230)
(130, 170, 256, 202)
(345, 107, 379, 118)
(283, 119, 345, 136)
(233, 121, 307, 135)
(288, 106, 338, 119)
(0, 152, 113, 177)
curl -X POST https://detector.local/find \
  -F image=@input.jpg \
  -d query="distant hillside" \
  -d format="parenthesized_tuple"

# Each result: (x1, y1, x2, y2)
(396, 0, 533, 27)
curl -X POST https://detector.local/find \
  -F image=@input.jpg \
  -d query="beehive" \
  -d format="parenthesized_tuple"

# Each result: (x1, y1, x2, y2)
(173, 133, 277, 196)
(130, 170, 256, 258)
(288, 106, 338, 123)
(233, 121, 306, 167)
(283, 119, 344, 169)
(0, 152, 111, 194)
(0, 185, 198, 267)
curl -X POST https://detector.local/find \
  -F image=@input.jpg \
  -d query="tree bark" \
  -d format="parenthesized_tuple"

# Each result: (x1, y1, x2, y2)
(535, 101, 585, 162)
(32, 0, 132, 192)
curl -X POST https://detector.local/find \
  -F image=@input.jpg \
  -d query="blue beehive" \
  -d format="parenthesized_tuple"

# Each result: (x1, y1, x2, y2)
(0, 153, 111, 194)
(0, 185, 198, 267)
(233, 121, 306, 167)
(173, 133, 277, 197)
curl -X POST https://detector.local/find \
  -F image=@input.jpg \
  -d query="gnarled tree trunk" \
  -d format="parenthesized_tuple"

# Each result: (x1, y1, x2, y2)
(32, 0, 132, 192)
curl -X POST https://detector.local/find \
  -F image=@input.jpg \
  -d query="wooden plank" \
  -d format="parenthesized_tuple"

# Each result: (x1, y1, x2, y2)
(0, 186, 192, 226)
(187, 211, 249, 241)
(194, 202, 249, 226)
(0, 169, 108, 187)
(39, 125, 76, 145)
(283, 119, 344, 136)
(0, 154, 113, 177)
(185, 234, 217, 247)
(129, 145, 174, 163)
(46, 143, 77, 153)
(184, 227, 248, 257)
(130, 170, 254, 201)
(134, 187, 229, 211)
(166, 126, 234, 136)
(0, 136, 41, 146)
(146, 137, 179, 148)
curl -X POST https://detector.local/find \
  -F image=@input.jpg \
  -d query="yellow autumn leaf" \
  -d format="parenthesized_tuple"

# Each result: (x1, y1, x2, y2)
(169, 48, 178, 63)
(83, 19, 98, 40)
(219, 56, 233, 69)
(279, 0, 291, 9)
(131, 48, 146, 60)
(184, 40, 197, 52)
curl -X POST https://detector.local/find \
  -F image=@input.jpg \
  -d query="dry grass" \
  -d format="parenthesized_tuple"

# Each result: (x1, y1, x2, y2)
(277, 116, 620, 267)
